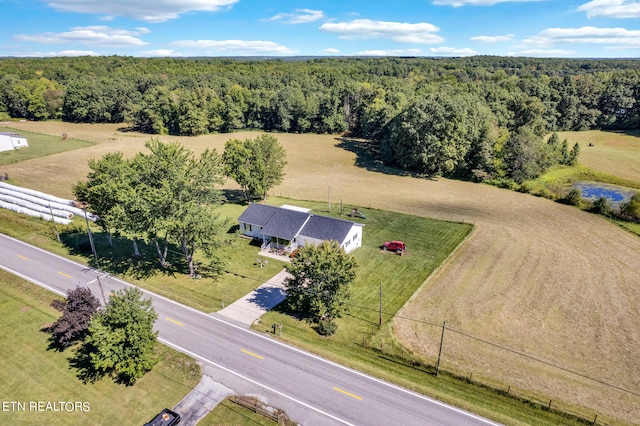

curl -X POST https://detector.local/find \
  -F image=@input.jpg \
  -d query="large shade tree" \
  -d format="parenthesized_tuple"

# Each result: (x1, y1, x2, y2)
(223, 134, 287, 201)
(284, 241, 358, 336)
(79, 287, 158, 385)
(74, 139, 229, 277)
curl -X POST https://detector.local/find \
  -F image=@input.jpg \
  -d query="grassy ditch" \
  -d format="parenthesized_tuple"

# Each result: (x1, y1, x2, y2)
(0, 269, 200, 425)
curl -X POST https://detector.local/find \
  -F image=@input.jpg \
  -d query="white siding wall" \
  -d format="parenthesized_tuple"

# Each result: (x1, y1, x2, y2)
(239, 222, 264, 239)
(0, 135, 14, 152)
(11, 136, 28, 148)
(340, 224, 363, 253)
(296, 235, 323, 249)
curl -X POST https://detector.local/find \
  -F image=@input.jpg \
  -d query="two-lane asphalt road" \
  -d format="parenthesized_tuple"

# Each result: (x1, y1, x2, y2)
(0, 233, 499, 425)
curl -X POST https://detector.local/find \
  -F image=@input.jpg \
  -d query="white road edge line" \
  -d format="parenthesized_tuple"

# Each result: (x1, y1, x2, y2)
(1, 233, 499, 425)
(0, 264, 66, 297)
(158, 337, 354, 426)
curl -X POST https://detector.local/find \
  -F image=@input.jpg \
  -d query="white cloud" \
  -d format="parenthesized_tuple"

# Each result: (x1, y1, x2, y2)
(578, 0, 640, 18)
(265, 9, 325, 24)
(142, 49, 182, 57)
(172, 39, 296, 55)
(11, 50, 101, 57)
(322, 48, 340, 54)
(430, 46, 478, 55)
(470, 34, 514, 42)
(45, 0, 238, 23)
(433, 0, 540, 6)
(320, 19, 443, 44)
(524, 26, 640, 48)
(507, 49, 576, 57)
(14, 26, 149, 47)
(355, 49, 423, 56)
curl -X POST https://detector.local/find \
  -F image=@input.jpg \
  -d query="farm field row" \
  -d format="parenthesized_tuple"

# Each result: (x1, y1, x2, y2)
(2, 121, 640, 423)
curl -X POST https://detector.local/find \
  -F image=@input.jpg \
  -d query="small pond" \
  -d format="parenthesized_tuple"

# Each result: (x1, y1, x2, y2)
(571, 181, 637, 205)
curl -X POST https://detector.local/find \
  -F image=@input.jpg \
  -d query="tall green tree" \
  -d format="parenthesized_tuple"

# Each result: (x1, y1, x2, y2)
(131, 139, 228, 274)
(380, 92, 492, 176)
(79, 287, 158, 385)
(284, 241, 358, 336)
(223, 134, 287, 201)
(73, 152, 130, 247)
(504, 126, 546, 183)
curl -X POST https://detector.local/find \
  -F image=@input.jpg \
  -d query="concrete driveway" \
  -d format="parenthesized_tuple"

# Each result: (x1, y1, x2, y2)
(217, 269, 290, 326)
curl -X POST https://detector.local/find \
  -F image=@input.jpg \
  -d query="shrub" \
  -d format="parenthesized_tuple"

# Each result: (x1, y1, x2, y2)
(590, 197, 612, 216)
(620, 193, 640, 222)
(561, 189, 582, 206)
(316, 318, 338, 336)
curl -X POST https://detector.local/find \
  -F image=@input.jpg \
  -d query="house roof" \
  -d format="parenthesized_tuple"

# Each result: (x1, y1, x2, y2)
(300, 215, 360, 243)
(238, 203, 362, 243)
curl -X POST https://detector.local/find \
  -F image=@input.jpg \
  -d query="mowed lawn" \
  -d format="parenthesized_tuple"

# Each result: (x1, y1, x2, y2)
(3, 121, 640, 424)
(0, 270, 200, 425)
(0, 126, 94, 166)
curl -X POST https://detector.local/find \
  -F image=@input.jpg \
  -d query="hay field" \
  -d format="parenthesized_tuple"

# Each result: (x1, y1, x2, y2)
(559, 130, 640, 183)
(4, 122, 640, 423)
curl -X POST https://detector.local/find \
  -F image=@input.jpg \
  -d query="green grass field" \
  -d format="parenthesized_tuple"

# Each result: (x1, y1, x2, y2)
(2, 121, 639, 424)
(0, 126, 94, 165)
(0, 269, 200, 425)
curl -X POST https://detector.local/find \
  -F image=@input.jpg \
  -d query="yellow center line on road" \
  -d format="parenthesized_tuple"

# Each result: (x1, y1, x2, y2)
(17, 255, 29, 261)
(332, 387, 363, 401)
(165, 317, 185, 327)
(241, 349, 264, 360)
(58, 271, 71, 279)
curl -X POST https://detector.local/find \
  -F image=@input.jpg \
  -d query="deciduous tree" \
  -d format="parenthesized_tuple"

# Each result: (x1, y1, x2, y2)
(48, 286, 101, 350)
(223, 134, 287, 201)
(284, 241, 358, 335)
(80, 287, 158, 385)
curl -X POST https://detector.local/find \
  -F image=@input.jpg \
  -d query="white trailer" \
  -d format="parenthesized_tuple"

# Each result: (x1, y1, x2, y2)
(0, 132, 29, 152)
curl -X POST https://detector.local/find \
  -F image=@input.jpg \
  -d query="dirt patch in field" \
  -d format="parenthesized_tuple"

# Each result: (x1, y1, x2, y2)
(5, 122, 640, 423)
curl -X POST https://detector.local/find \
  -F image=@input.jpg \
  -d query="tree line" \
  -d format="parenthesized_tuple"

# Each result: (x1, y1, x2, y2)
(1, 56, 639, 180)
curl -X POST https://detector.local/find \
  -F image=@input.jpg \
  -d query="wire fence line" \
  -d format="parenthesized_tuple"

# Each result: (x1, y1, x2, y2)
(345, 300, 640, 399)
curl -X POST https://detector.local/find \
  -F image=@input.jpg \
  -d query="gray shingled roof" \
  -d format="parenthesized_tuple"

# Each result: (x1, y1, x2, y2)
(237, 203, 279, 227)
(238, 204, 361, 243)
(262, 208, 310, 241)
(300, 215, 355, 243)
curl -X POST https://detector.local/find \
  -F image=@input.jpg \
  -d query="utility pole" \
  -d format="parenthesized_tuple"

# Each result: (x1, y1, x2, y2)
(436, 320, 446, 376)
(48, 205, 60, 242)
(96, 275, 107, 306)
(379, 280, 383, 327)
(83, 207, 99, 267)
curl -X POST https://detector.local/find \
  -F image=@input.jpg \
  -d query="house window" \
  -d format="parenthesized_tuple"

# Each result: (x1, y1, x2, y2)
(247, 224, 252, 232)
(353, 233, 358, 241)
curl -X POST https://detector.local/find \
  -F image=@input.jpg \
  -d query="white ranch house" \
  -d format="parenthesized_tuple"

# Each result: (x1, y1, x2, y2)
(237, 204, 364, 254)
(0, 132, 28, 152)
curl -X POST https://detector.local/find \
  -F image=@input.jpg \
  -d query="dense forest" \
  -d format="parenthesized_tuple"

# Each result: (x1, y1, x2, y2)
(1, 56, 639, 182)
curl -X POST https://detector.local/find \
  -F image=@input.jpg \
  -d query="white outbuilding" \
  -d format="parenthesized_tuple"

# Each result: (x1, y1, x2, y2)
(0, 132, 29, 152)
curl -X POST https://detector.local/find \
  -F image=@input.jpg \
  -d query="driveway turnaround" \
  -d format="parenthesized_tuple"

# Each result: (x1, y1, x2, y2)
(218, 269, 290, 326)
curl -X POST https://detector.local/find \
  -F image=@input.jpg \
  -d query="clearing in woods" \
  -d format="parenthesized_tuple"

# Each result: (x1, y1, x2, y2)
(2, 121, 640, 423)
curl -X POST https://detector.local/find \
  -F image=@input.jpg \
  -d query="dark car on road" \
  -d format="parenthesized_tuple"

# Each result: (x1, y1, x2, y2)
(144, 408, 181, 426)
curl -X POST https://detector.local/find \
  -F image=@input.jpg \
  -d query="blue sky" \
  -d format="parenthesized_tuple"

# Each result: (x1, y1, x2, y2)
(1, 0, 640, 58)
